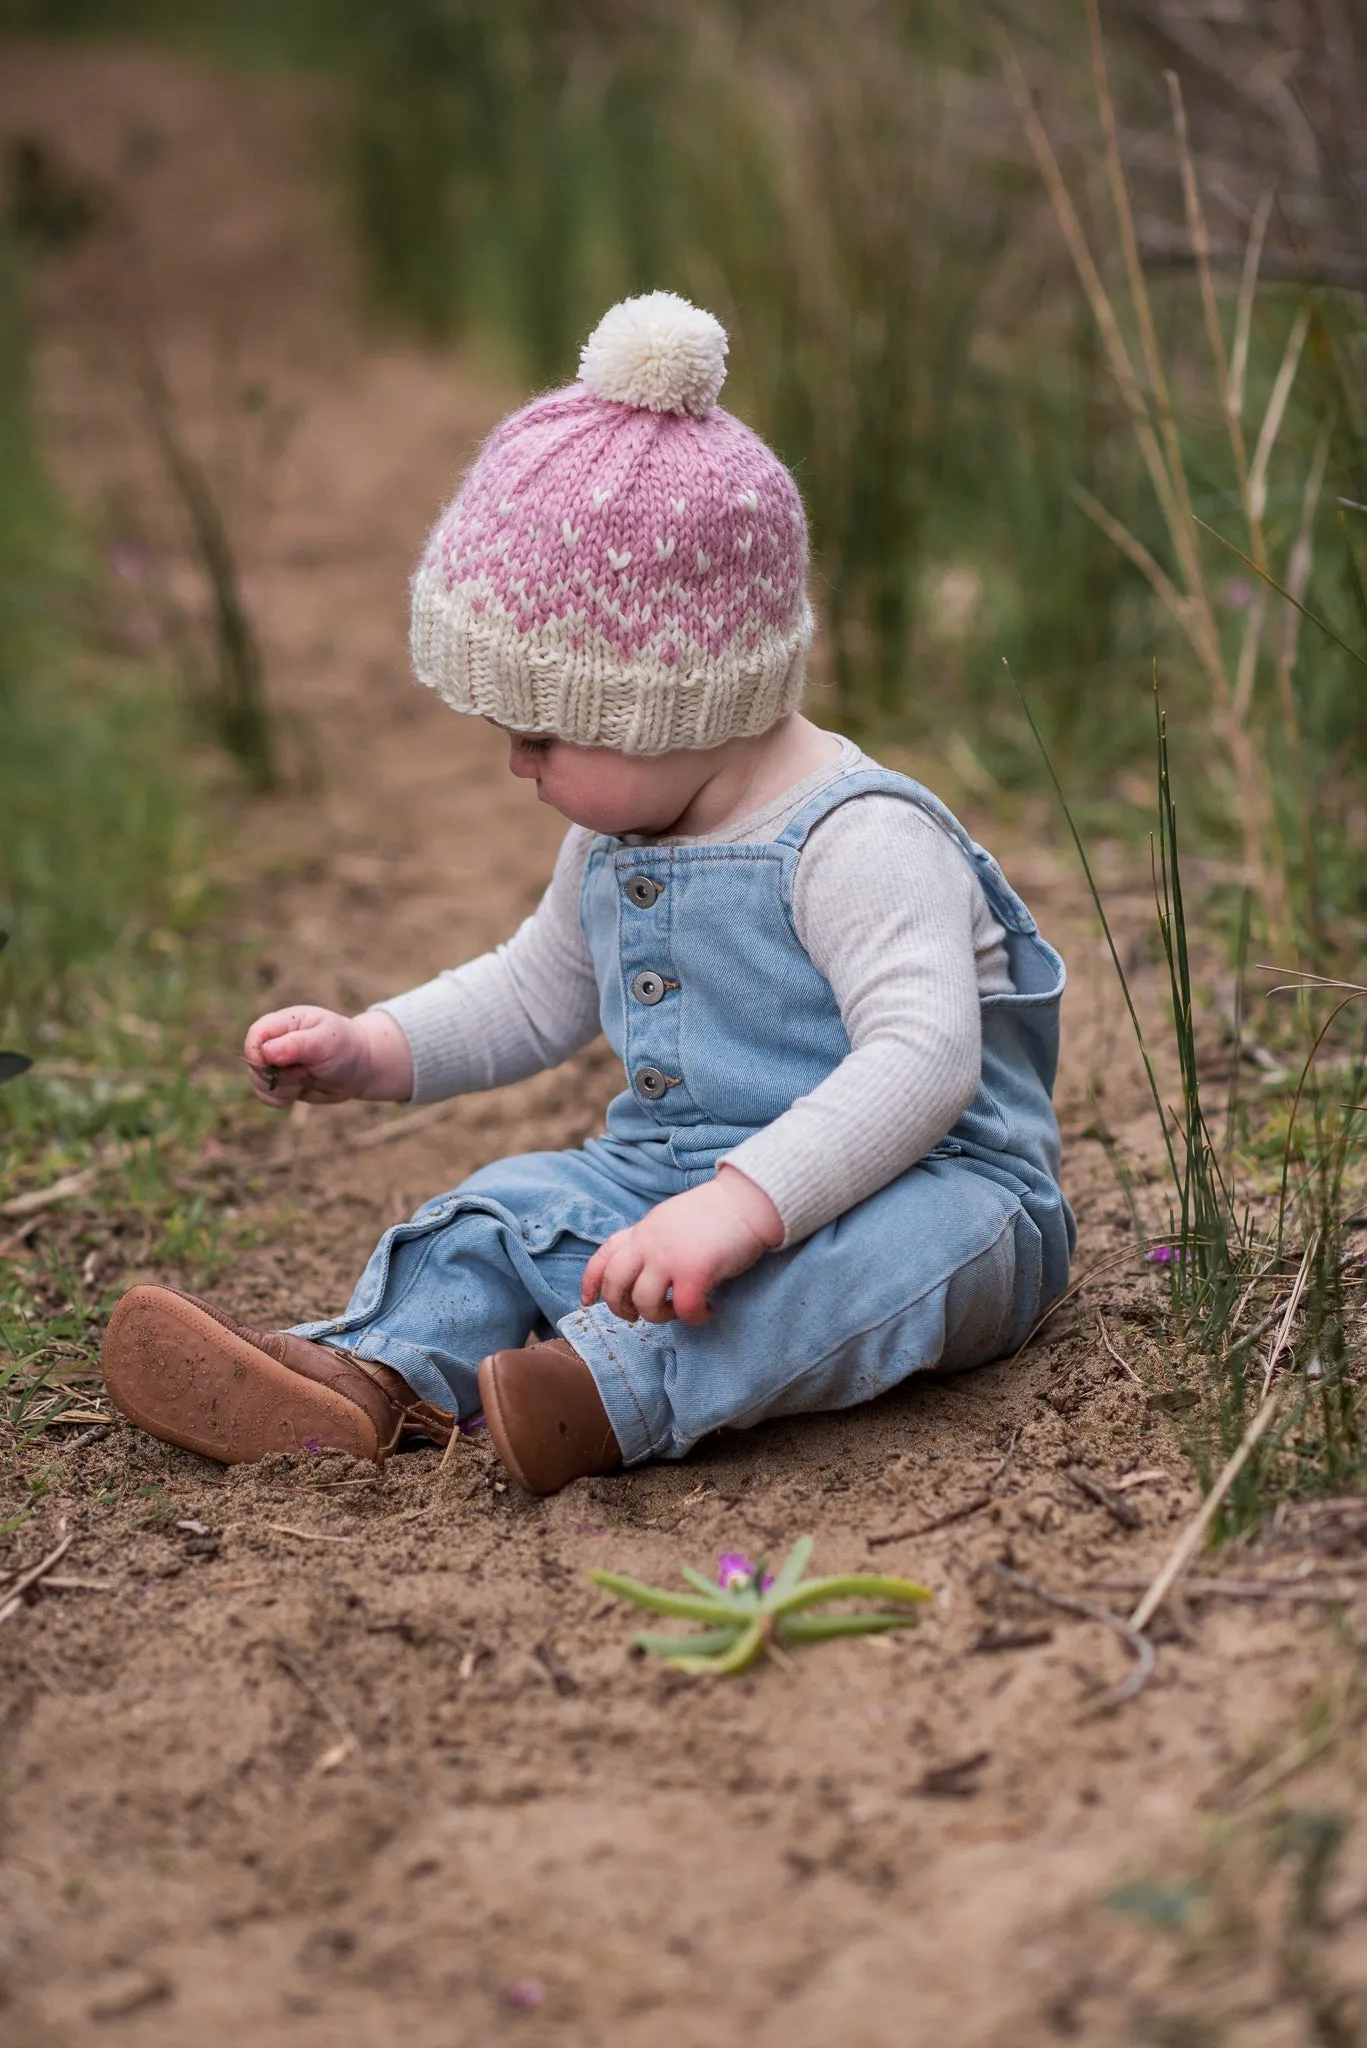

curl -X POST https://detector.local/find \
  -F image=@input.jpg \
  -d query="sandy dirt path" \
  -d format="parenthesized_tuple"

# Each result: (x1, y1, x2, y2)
(2, 41, 1364, 2048)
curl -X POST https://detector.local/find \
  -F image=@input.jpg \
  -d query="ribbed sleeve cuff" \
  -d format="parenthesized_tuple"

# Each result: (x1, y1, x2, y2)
(720, 1133, 853, 1251)
(369, 987, 479, 1106)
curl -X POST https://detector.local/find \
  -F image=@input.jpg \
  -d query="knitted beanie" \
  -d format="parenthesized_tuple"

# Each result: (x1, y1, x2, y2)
(409, 292, 814, 754)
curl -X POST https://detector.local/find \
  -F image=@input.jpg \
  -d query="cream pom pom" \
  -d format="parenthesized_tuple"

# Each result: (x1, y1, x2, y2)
(578, 292, 728, 417)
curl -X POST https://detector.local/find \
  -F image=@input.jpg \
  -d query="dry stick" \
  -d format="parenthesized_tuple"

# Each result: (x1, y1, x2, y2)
(991, 1564, 1155, 1708)
(1096, 1310, 1143, 1385)
(1130, 1390, 1285, 1634)
(0, 1532, 74, 1622)
(1260, 1234, 1316, 1403)
(1091, 1576, 1353, 1605)
(267, 1640, 360, 1757)
(61, 1423, 112, 1453)
(264, 1523, 360, 1546)
(1064, 1466, 1143, 1532)
(0, 1167, 101, 1221)
(867, 1493, 991, 1549)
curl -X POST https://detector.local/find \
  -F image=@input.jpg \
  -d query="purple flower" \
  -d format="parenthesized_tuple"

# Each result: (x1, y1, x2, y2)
(503, 1978, 545, 2009)
(303, 1436, 326, 1453)
(1146, 1246, 1175, 1265)
(718, 1552, 773, 1593)
(108, 542, 146, 583)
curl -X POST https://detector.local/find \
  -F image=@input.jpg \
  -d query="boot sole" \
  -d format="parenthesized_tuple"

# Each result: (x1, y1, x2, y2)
(103, 1286, 381, 1465)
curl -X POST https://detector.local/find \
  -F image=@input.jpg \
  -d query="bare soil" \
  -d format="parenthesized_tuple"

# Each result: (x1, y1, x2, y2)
(2, 41, 1365, 2048)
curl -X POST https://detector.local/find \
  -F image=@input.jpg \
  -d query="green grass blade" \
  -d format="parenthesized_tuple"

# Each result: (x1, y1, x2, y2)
(1007, 660, 1180, 1192)
(586, 1569, 730, 1624)
(1193, 514, 1367, 670)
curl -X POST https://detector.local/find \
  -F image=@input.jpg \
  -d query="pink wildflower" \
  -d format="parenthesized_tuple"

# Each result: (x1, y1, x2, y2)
(718, 1552, 773, 1593)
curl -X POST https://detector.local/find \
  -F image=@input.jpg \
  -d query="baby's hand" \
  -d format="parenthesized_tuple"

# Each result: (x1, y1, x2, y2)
(242, 1006, 413, 1108)
(581, 1167, 784, 1326)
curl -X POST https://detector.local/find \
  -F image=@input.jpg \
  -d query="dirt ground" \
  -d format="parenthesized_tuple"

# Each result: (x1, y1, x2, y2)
(2, 40, 1366, 2048)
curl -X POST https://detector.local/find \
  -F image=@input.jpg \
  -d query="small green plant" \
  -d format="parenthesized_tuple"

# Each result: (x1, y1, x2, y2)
(589, 1535, 931, 1677)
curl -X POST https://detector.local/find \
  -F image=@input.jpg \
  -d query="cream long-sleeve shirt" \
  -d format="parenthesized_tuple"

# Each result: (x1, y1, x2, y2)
(376, 740, 1010, 1246)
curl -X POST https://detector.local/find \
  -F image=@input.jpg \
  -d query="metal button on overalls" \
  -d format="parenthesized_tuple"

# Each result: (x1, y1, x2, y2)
(624, 875, 662, 908)
(632, 970, 667, 1005)
(634, 1066, 675, 1100)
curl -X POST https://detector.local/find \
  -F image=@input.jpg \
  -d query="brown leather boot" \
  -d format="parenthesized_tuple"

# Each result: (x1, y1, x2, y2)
(477, 1338, 623, 1496)
(102, 1285, 456, 1465)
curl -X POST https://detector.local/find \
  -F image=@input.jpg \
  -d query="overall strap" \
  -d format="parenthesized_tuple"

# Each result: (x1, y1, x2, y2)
(772, 766, 1037, 936)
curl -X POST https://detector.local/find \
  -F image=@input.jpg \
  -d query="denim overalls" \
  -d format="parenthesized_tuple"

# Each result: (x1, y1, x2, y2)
(293, 768, 1076, 1463)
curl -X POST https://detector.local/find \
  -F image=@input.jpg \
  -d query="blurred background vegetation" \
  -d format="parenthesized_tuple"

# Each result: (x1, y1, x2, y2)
(2, 0, 1364, 946)
(0, 1, 1365, 1502)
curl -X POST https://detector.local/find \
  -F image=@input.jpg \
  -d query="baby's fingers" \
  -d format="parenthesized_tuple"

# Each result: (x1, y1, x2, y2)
(629, 1261, 681, 1325)
(582, 1231, 631, 1309)
(596, 1242, 647, 1324)
(247, 1062, 305, 1108)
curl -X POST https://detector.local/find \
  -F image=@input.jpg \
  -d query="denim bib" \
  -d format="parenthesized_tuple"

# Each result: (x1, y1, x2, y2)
(297, 765, 1076, 1463)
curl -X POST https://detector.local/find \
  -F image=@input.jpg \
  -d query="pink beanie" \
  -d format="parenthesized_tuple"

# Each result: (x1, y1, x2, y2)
(409, 293, 814, 754)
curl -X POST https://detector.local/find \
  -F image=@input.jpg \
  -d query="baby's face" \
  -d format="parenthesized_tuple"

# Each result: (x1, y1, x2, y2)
(501, 729, 715, 836)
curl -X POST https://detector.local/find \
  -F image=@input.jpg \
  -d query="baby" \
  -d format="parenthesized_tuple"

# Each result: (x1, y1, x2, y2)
(102, 293, 1075, 1496)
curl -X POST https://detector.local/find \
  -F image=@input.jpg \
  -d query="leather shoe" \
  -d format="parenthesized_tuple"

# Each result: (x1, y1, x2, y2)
(102, 1284, 456, 1465)
(478, 1337, 622, 1496)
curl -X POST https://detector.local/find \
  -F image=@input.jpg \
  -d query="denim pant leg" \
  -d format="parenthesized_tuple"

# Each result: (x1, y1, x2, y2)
(561, 1156, 1053, 1464)
(288, 1152, 655, 1419)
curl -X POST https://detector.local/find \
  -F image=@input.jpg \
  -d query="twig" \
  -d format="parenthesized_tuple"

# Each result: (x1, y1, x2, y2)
(61, 1424, 111, 1453)
(438, 1420, 465, 1472)
(1064, 1466, 1143, 1532)
(867, 1493, 990, 1549)
(0, 1216, 43, 1258)
(1090, 1575, 1353, 1605)
(264, 1523, 359, 1546)
(0, 1166, 101, 1221)
(1130, 1390, 1284, 1633)
(988, 1431, 1020, 1485)
(1096, 1311, 1143, 1385)
(1008, 1244, 1153, 1363)
(1260, 1235, 1315, 1401)
(0, 1532, 75, 1622)
(991, 1564, 1155, 1708)
(265, 1640, 359, 1762)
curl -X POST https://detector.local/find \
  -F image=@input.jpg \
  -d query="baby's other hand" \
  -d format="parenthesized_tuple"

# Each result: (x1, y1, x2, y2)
(580, 1167, 783, 1326)
(242, 1006, 413, 1108)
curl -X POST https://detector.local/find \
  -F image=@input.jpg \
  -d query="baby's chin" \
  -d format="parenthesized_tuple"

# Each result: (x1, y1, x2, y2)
(538, 785, 677, 838)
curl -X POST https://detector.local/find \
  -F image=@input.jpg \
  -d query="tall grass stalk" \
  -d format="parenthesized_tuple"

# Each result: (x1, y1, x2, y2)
(1002, 9, 1326, 954)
